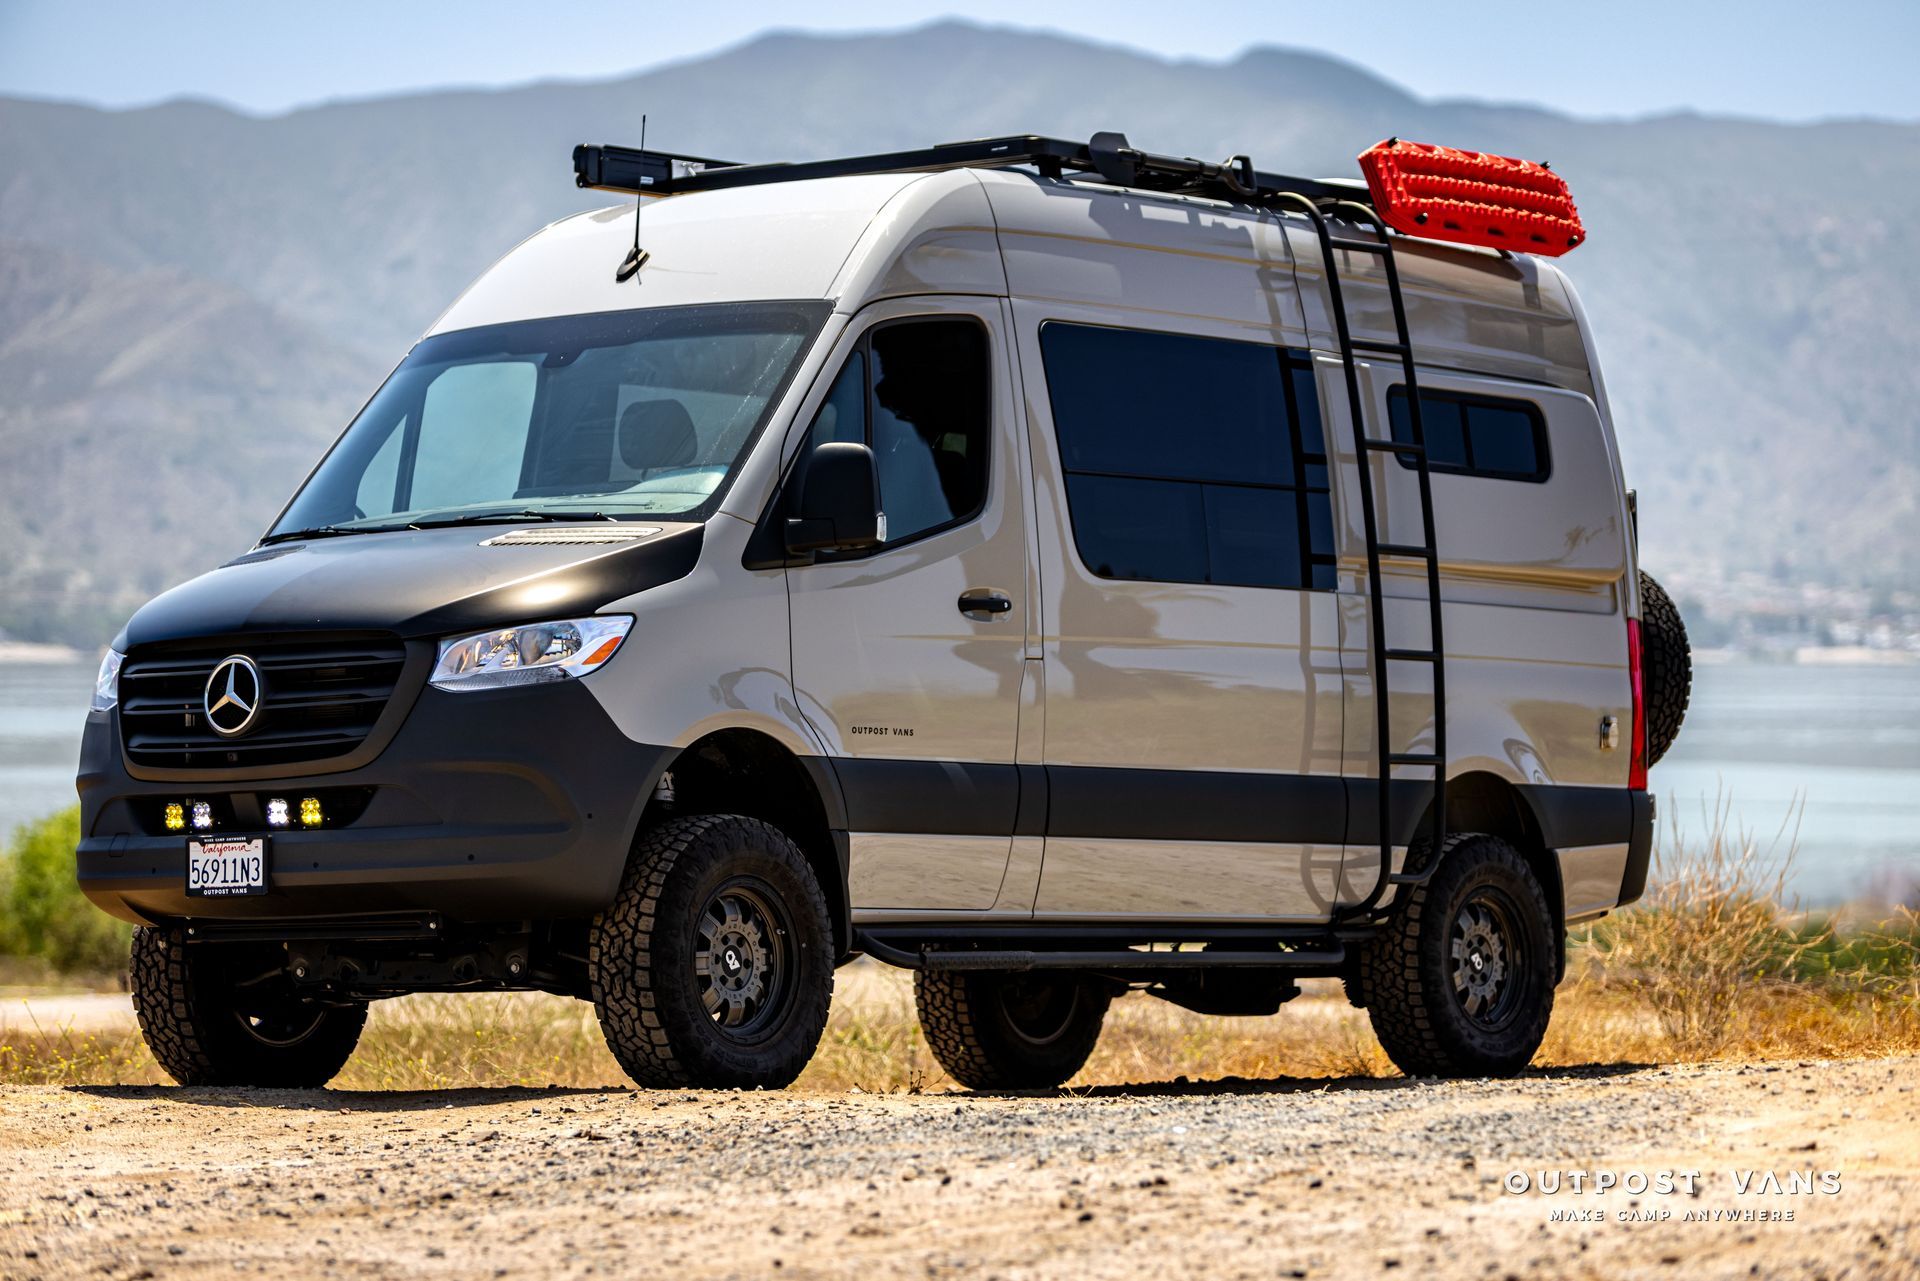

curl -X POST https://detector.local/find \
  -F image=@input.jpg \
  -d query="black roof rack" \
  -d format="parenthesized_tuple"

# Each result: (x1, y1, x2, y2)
(572, 131, 1369, 208)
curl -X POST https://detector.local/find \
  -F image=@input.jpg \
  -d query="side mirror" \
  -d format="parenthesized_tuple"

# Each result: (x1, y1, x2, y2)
(785, 441, 883, 554)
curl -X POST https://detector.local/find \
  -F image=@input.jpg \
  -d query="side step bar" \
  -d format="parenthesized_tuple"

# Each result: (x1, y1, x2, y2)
(856, 931, 1345, 974)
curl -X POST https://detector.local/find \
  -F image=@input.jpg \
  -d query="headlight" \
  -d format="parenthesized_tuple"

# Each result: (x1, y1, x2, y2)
(430, 616, 633, 692)
(91, 649, 124, 712)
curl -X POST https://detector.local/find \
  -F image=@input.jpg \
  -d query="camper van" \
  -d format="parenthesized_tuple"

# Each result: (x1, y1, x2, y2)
(76, 133, 1690, 1090)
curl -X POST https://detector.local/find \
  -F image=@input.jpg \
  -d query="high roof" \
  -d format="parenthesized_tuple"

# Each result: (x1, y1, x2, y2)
(426, 171, 960, 335)
(426, 158, 1594, 398)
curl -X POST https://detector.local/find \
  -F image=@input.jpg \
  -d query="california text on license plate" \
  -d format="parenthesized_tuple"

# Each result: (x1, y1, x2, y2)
(186, 836, 269, 897)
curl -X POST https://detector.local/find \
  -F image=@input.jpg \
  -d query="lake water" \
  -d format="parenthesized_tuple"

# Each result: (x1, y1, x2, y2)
(2, 658, 1915, 905)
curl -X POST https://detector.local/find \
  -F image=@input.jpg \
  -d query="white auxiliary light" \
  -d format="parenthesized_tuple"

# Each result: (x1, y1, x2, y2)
(266, 798, 290, 828)
(190, 801, 214, 831)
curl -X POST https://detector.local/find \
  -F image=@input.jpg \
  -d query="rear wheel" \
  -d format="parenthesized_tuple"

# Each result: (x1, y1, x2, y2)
(1357, 832, 1557, 1078)
(915, 971, 1110, 1090)
(129, 928, 366, 1087)
(589, 814, 833, 1089)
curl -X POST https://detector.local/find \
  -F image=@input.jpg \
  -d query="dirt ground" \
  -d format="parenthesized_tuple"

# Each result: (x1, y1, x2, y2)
(1, 1054, 1914, 1281)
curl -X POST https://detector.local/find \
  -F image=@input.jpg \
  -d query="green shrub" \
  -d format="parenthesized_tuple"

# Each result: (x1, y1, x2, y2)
(0, 806, 131, 976)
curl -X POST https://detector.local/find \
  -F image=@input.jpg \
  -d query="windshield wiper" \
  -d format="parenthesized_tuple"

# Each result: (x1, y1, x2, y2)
(406, 509, 622, 529)
(259, 524, 376, 545)
(262, 510, 623, 543)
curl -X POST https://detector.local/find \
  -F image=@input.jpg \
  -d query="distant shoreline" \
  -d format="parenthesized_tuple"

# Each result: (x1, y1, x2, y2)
(1694, 646, 1920, 667)
(0, 641, 85, 664)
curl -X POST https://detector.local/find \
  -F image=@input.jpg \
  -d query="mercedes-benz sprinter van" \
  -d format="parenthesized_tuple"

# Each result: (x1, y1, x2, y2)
(77, 133, 1689, 1090)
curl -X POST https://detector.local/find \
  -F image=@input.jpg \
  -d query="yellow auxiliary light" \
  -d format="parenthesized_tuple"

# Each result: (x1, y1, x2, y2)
(299, 796, 323, 828)
(163, 802, 186, 832)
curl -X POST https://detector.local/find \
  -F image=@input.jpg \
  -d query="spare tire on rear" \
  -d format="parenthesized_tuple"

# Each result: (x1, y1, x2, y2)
(1638, 571, 1691, 767)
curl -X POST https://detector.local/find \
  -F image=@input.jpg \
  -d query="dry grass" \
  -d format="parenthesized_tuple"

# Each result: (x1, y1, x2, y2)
(1579, 796, 1920, 1062)
(4, 805, 1915, 1091)
(5, 960, 1913, 1093)
(1583, 795, 1820, 1051)
(0, 970, 1403, 1092)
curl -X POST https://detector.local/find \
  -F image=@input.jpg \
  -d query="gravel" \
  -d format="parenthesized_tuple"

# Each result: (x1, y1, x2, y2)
(2, 1056, 1915, 1279)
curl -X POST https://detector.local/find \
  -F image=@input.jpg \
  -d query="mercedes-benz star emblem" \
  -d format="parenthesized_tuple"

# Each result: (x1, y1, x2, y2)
(203, 655, 263, 737)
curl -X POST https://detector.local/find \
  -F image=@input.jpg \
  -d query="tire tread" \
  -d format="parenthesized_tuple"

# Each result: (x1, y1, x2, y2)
(914, 970, 1108, 1090)
(589, 814, 832, 1089)
(1638, 570, 1692, 768)
(1358, 833, 1555, 1078)
(129, 926, 365, 1088)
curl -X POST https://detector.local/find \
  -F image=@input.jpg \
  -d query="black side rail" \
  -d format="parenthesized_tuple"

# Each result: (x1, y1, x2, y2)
(573, 132, 1372, 207)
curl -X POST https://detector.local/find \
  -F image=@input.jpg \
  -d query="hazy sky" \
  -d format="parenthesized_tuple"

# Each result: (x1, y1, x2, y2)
(2, 0, 1914, 123)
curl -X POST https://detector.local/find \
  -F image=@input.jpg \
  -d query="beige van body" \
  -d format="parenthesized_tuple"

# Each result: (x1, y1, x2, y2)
(426, 166, 1640, 930)
(83, 142, 1664, 1090)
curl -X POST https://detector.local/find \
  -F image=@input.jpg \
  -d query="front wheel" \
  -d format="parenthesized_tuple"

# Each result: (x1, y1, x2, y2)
(915, 971, 1111, 1090)
(1356, 832, 1557, 1078)
(589, 814, 833, 1089)
(129, 928, 366, 1087)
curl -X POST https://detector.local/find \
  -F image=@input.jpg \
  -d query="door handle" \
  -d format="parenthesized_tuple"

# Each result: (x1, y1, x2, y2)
(957, 589, 1013, 618)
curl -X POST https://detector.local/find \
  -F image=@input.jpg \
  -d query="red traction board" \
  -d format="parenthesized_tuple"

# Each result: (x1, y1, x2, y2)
(1358, 139, 1584, 256)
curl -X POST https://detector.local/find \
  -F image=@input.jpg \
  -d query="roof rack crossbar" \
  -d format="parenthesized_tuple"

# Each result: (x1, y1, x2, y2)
(571, 133, 1371, 209)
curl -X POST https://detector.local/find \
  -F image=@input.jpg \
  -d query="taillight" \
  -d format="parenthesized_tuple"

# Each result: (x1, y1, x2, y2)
(1626, 617, 1648, 790)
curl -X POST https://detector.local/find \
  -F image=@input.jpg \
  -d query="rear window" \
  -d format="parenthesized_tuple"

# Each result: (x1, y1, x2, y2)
(1387, 386, 1549, 482)
(1038, 323, 1334, 591)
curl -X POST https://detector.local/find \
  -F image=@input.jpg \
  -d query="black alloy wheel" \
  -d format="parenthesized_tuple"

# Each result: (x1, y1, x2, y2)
(695, 879, 796, 1042)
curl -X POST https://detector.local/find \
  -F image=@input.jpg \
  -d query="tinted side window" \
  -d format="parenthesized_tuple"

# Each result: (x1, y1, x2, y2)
(797, 320, 991, 549)
(870, 322, 990, 543)
(1388, 387, 1549, 482)
(1039, 323, 1334, 591)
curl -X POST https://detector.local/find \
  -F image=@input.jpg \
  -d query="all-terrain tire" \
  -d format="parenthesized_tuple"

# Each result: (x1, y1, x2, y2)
(1638, 570, 1692, 767)
(915, 971, 1111, 1090)
(589, 814, 833, 1089)
(129, 927, 366, 1087)
(1357, 832, 1557, 1078)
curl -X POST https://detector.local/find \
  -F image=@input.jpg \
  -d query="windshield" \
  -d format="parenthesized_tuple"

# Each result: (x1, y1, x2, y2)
(271, 302, 828, 538)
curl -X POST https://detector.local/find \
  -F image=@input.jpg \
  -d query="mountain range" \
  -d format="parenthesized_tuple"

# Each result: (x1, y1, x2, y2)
(2, 21, 1915, 645)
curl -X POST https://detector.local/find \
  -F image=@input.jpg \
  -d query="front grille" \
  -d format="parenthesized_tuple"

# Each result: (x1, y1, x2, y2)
(120, 635, 408, 770)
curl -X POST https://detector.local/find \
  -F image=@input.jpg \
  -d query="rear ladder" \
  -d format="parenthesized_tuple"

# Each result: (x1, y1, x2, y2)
(1271, 195, 1448, 919)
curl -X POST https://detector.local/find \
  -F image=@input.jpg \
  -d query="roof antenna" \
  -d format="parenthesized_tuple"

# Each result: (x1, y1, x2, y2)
(615, 113, 651, 283)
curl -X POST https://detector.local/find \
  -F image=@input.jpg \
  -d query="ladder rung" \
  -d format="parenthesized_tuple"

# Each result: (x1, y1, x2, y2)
(1382, 648, 1439, 662)
(1351, 338, 1410, 355)
(1329, 236, 1390, 254)
(1387, 752, 1443, 766)
(1363, 438, 1424, 456)
(1376, 542, 1435, 559)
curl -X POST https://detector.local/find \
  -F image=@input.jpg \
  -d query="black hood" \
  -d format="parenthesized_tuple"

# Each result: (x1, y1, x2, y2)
(116, 523, 704, 650)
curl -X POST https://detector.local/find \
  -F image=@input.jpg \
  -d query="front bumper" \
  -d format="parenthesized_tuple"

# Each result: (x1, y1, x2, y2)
(78, 678, 671, 926)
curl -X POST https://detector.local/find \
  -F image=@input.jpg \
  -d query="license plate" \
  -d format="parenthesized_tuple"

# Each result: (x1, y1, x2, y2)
(186, 836, 269, 897)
